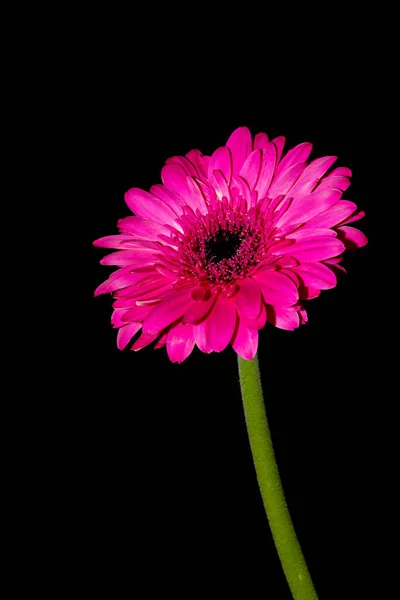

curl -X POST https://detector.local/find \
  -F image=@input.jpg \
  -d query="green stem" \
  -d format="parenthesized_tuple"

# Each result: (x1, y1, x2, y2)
(237, 353, 318, 600)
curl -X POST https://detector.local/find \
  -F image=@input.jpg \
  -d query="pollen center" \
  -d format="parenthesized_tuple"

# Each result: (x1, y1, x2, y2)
(169, 195, 272, 286)
(205, 230, 242, 263)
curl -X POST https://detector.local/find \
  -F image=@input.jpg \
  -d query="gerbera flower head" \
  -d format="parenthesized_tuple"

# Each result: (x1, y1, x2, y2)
(94, 127, 367, 362)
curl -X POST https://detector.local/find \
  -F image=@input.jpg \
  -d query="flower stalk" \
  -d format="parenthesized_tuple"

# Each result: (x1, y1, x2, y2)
(237, 353, 318, 600)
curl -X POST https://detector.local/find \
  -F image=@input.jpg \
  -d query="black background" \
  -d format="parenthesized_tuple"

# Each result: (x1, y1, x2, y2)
(75, 61, 375, 598)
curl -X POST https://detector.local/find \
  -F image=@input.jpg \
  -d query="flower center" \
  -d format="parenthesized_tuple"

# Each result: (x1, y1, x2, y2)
(169, 196, 272, 287)
(205, 230, 242, 264)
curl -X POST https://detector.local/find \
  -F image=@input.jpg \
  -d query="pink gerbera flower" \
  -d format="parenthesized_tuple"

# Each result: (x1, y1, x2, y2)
(94, 127, 367, 362)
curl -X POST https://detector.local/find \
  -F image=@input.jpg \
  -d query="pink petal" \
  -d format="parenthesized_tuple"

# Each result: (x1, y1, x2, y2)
(252, 271, 298, 306)
(268, 306, 300, 330)
(339, 210, 365, 226)
(185, 149, 210, 182)
(101, 245, 160, 262)
(182, 288, 217, 324)
(277, 189, 343, 229)
(329, 264, 347, 275)
(276, 256, 298, 268)
(210, 170, 230, 201)
(235, 277, 262, 318)
(277, 237, 345, 261)
(113, 296, 151, 308)
(93, 234, 136, 249)
(142, 287, 195, 335)
(253, 132, 269, 150)
(154, 264, 180, 280)
(270, 196, 294, 227)
(230, 176, 252, 209)
(193, 321, 208, 353)
(122, 302, 159, 322)
(116, 239, 162, 249)
(264, 193, 284, 215)
(239, 149, 262, 191)
(208, 146, 232, 183)
(277, 268, 300, 285)
(150, 184, 186, 214)
(112, 308, 129, 327)
(274, 142, 313, 180)
(131, 332, 159, 351)
(323, 256, 343, 265)
(232, 319, 259, 360)
(302, 200, 358, 229)
(117, 217, 169, 239)
(336, 226, 368, 249)
(226, 127, 252, 177)
(165, 155, 198, 177)
(286, 227, 337, 240)
(160, 164, 194, 204)
(271, 136, 286, 163)
(254, 143, 277, 200)
(117, 323, 141, 350)
(289, 156, 337, 196)
(299, 306, 308, 324)
(191, 286, 208, 301)
(154, 331, 169, 349)
(268, 162, 307, 199)
(114, 276, 167, 299)
(267, 237, 294, 254)
(303, 155, 337, 179)
(203, 293, 237, 352)
(299, 287, 320, 299)
(238, 302, 267, 330)
(316, 176, 351, 193)
(100, 251, 158, 266)
(133, 282, 175, 305)
(329, 167, 352, 177)
(287, 179, 320, 198)
(185, 176, 208, 213)
(293, 263, 337, 289)
(166, 322, 195, 363)
(94, 267, 140, 296)
(193, 178, 211, 204)
(125, 188, 178, 225)
(150, 234, 178, 248)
